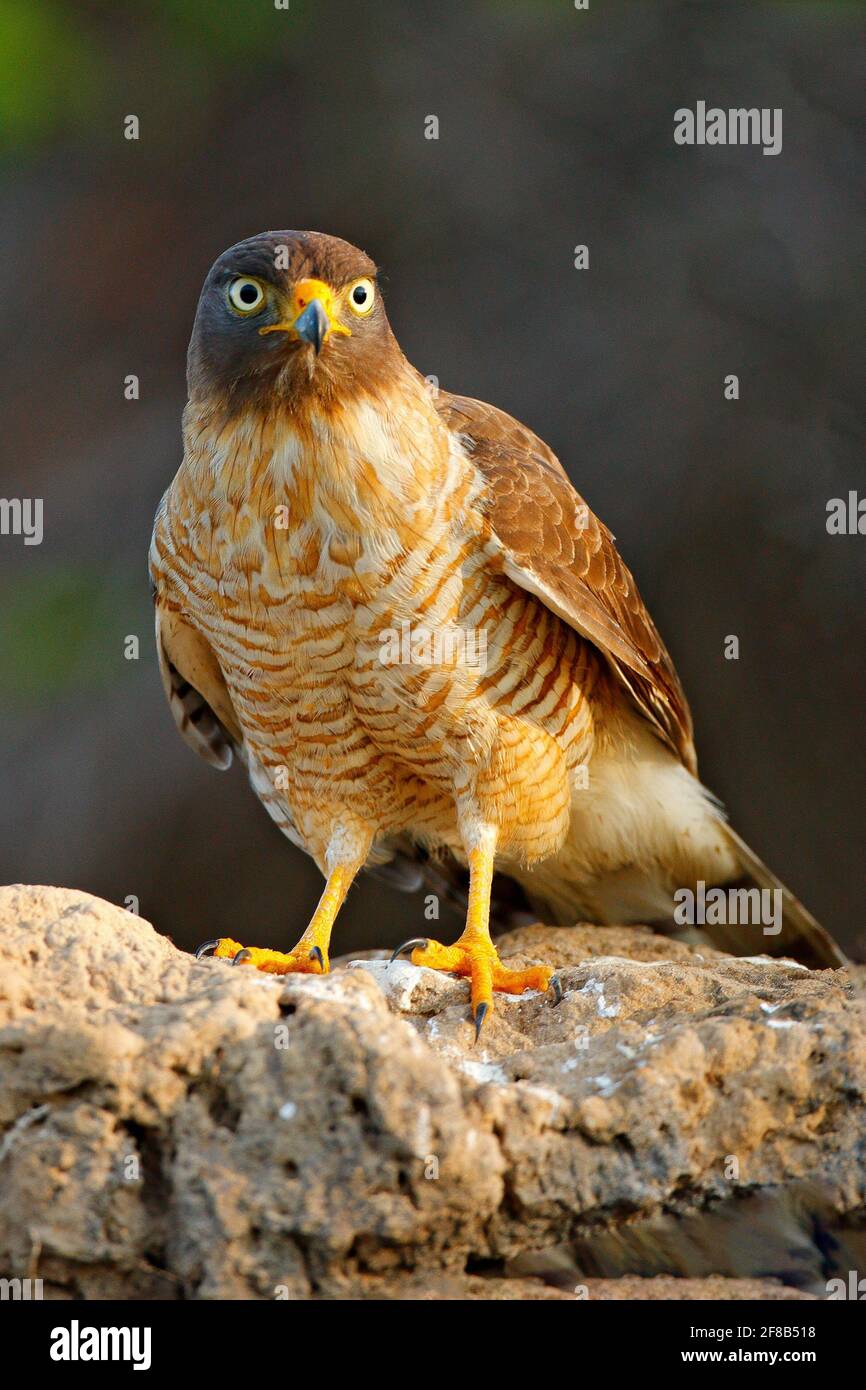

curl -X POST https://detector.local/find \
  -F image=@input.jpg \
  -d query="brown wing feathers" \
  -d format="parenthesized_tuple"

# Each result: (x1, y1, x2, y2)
(438, 392, 697, 772)
(155, 606, 242, 771)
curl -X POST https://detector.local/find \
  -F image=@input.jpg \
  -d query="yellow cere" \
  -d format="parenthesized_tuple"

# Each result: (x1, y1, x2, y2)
(259, 277, 352, 342)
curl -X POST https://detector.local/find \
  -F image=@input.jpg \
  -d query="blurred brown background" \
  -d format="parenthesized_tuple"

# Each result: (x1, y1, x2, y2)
(0, 0, 863, 957)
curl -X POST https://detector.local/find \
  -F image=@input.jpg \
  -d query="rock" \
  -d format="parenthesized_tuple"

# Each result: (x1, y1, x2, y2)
(0, 885, 864, 1300)
(335, 1273, 816, 1301)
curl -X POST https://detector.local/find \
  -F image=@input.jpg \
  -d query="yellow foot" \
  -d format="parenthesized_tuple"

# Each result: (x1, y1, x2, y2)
(194, 937, 327, 976)
(391, 935, 561, 1039)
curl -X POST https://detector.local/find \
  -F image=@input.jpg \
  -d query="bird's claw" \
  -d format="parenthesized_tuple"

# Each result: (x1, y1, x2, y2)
(392, 934, 557, 1038)
(390, 937, 429, 963)
(193, 936, 328, 975)
(473, 1001, 489, 1044)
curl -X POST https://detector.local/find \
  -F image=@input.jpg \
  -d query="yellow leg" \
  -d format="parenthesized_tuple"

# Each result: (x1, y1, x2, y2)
(200, 860, 360, 976)
(396, 828, 557, 1036)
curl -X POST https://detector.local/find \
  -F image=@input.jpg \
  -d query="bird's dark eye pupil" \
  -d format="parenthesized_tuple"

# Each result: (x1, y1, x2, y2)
(239, 283, 259, 304)
(353, 286, 367, 304)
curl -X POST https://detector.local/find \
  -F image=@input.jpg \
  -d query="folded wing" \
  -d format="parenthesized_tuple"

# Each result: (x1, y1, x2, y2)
(438, 391, 697, 772)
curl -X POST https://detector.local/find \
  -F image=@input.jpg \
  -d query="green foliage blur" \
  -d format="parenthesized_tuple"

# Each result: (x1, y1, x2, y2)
(0, 0, 313, 151)
(0, 569, 146, 702)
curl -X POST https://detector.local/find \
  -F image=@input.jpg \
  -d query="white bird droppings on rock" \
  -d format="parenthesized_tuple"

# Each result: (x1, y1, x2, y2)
(581, 977, 620, 1017)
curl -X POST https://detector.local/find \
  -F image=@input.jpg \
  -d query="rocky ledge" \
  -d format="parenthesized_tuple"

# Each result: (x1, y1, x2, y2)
(0, 885, 863, 1300)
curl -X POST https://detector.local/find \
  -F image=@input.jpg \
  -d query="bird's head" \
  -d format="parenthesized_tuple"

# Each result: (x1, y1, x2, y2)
(187, 230, 399, 408)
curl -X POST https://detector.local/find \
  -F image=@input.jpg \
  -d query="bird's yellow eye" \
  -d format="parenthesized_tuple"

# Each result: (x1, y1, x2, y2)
(227, 276, 266, 315)
(346, 277, 375, 316)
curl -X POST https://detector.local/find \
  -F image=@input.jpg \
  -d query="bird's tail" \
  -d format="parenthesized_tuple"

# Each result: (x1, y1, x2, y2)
(697, 824, 846, 969)
(510, 818, 846, 970)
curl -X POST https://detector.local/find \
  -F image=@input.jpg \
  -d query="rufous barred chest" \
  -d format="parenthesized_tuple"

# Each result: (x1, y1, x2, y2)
(151, 374, 602, 875)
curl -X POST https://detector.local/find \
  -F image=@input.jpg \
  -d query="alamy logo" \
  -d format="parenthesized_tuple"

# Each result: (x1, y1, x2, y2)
(0, 497, 43, 545)
(674, 880, 782, 935)
(826, 1271, 866, 1300)
(49, 1320, 152, 1371)
(826, 491, 866, 535)
(0, 1277, 43, 1299)
(674, 102, 782, 156)
(379, 620, 488, 671)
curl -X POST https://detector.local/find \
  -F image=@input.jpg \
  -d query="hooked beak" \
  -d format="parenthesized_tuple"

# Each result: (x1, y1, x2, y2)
(258, 277, 351, 355)
(292, 299, 329, 355)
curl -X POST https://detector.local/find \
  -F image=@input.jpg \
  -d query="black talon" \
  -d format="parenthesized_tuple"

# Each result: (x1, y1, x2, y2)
(390, 937, 428, 964)
(309, 945, 325, 970)
(231, 948, 254, 967)
(549, 974, 563, 1006)
(473, 1002, 489, 1043)
(195, 939, 220, 960)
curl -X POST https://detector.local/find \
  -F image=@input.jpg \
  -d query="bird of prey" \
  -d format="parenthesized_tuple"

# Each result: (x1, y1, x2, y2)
(150, 230, 844, 1035)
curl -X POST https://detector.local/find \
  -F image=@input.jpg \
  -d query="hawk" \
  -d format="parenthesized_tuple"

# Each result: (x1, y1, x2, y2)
(150, 231, 844, 1036)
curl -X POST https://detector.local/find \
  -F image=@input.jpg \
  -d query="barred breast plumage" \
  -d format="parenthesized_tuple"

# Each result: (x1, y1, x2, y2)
(151, 376, 601, 876)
